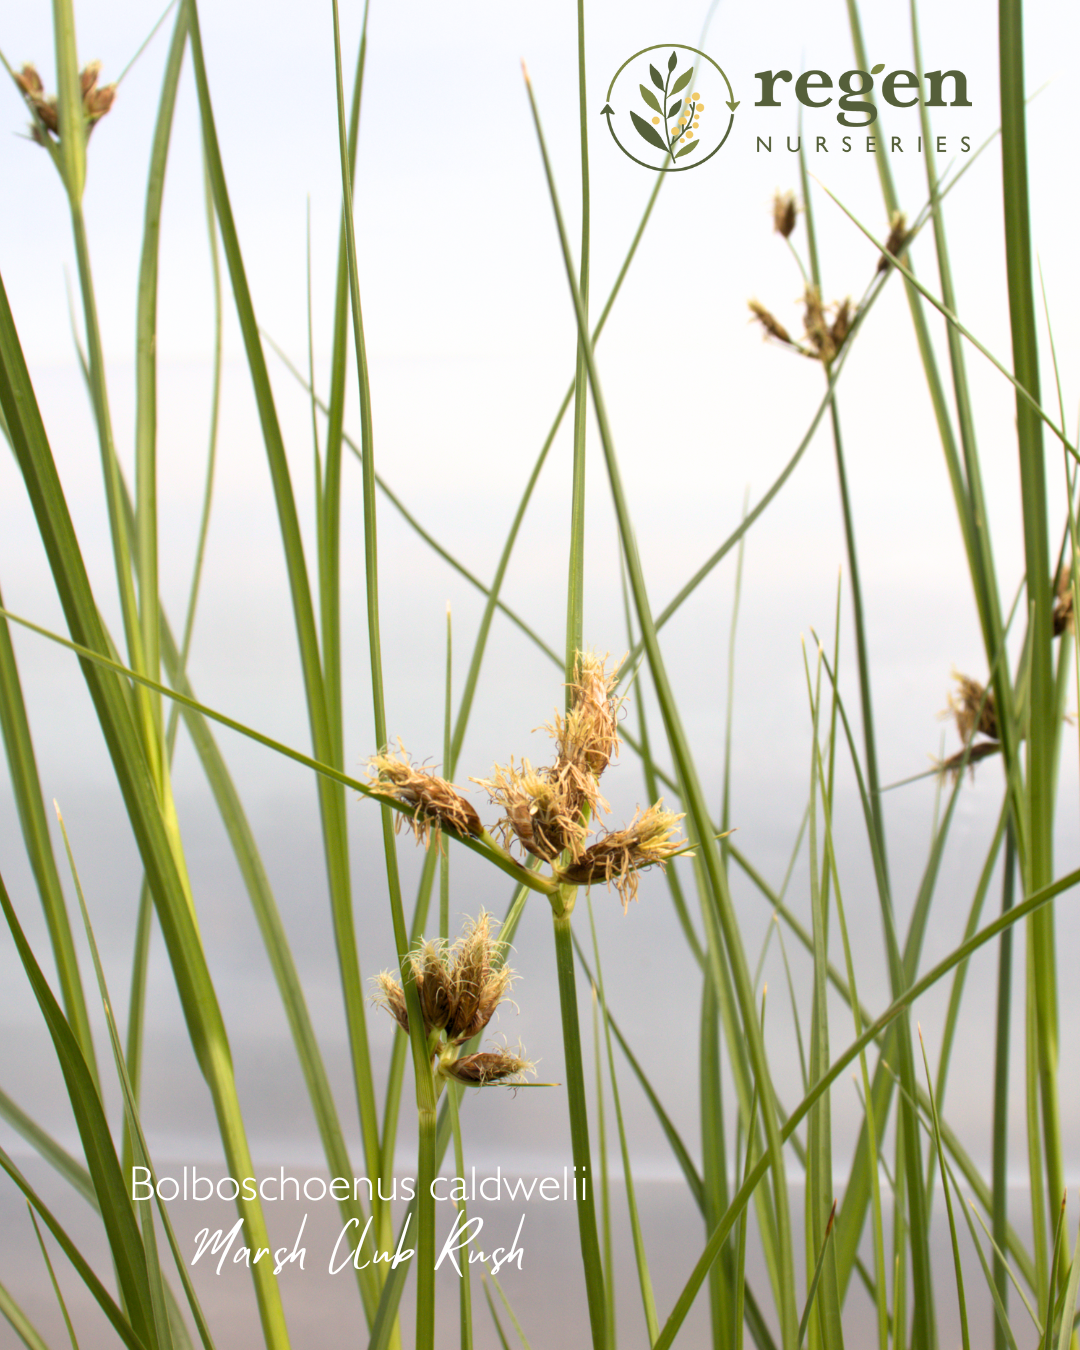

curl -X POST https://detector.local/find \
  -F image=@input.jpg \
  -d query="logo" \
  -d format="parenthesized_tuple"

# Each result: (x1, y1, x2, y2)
(601, 45, 739, 172)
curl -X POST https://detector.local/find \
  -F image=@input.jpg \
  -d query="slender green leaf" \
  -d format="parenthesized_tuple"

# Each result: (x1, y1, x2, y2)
(0, 1279, 51, 1350)
(0, 872, 157, 1347)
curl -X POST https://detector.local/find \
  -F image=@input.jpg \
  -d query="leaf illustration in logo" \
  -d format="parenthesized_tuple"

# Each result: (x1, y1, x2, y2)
(675, 140, 700, 159)
(630, 109, 669, 152)
(667, 98, 683, 118)
(639, 85, 662, 115)
(649, 64, 664, 91)
(671, 68, 693, 96)
(667, 50, 678, 72)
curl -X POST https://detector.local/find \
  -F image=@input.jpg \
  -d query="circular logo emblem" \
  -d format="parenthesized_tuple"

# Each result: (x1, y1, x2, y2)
(601, 44, 739, 171)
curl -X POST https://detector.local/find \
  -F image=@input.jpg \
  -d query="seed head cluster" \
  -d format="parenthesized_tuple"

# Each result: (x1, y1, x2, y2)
(372, 913, 533, 1088)
(14, 62, 116, 144)
(749, 191, 912, 363)
(475, 652, 689, 907)
(365, 651, 689, 907)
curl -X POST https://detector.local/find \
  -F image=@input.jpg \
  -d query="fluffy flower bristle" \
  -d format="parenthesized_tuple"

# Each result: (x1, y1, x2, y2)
(367, 741, 482, 849)
(557, 803, 689, 911)
(447, 911, 514, 1044)
(372, 970, 410, 1035)
(551, 651, 623, 782)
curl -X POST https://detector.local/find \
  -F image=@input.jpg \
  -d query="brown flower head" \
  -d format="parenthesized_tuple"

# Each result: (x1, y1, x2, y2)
(772, 189, 797, 239)
(366, 741, 482, 849)
(444, 911, 515, 1044)
(802, 285, 838, 363)
(551, 650, 623, 782)
(801, 286, 855, 363)
(371, 912, 515, 1047)
(877, 210, 908, 274)
(439, 1042, 535, 1088)
(82, 62, 117, 125)
(748, 299, 793, 346)
(371, 969, 411, 1035)
(472, 756, 587, 862)
(557, 803, 690, 911)
(944, 671, 998, 744)
(14, 60, 116, 143)
(829, 297, 853, 352)
(411, 940, 457, 1035)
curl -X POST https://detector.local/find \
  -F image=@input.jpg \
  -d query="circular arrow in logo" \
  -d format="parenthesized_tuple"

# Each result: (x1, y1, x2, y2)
(601, 44, 738, 171)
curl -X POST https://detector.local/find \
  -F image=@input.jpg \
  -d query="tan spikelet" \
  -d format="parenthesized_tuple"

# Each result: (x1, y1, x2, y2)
(367, 741, 482, 849)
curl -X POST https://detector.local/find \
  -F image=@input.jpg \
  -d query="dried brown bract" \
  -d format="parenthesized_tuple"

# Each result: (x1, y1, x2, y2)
(877, 210, 908, 274)
(557, 803, 690, 912)
(367, 741, 482, 849)
(748, 299, 793, 346)
(773, 189, 797, 239)
(411, 941, 457, 1035)
(472, 757, 588, 862)
(14, 60, 116, 144)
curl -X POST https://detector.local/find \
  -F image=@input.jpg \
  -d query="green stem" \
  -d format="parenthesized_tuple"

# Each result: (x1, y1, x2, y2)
(447, 1084, 474, 1350)
(992, 822, 1016, 1350)
(564, 0, 589, 690)
(553, 909, 606, 1350)
(70, 201, 159, 785)
(999, 0, 1064, 1276)
(416, 1089, 438, 1350)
